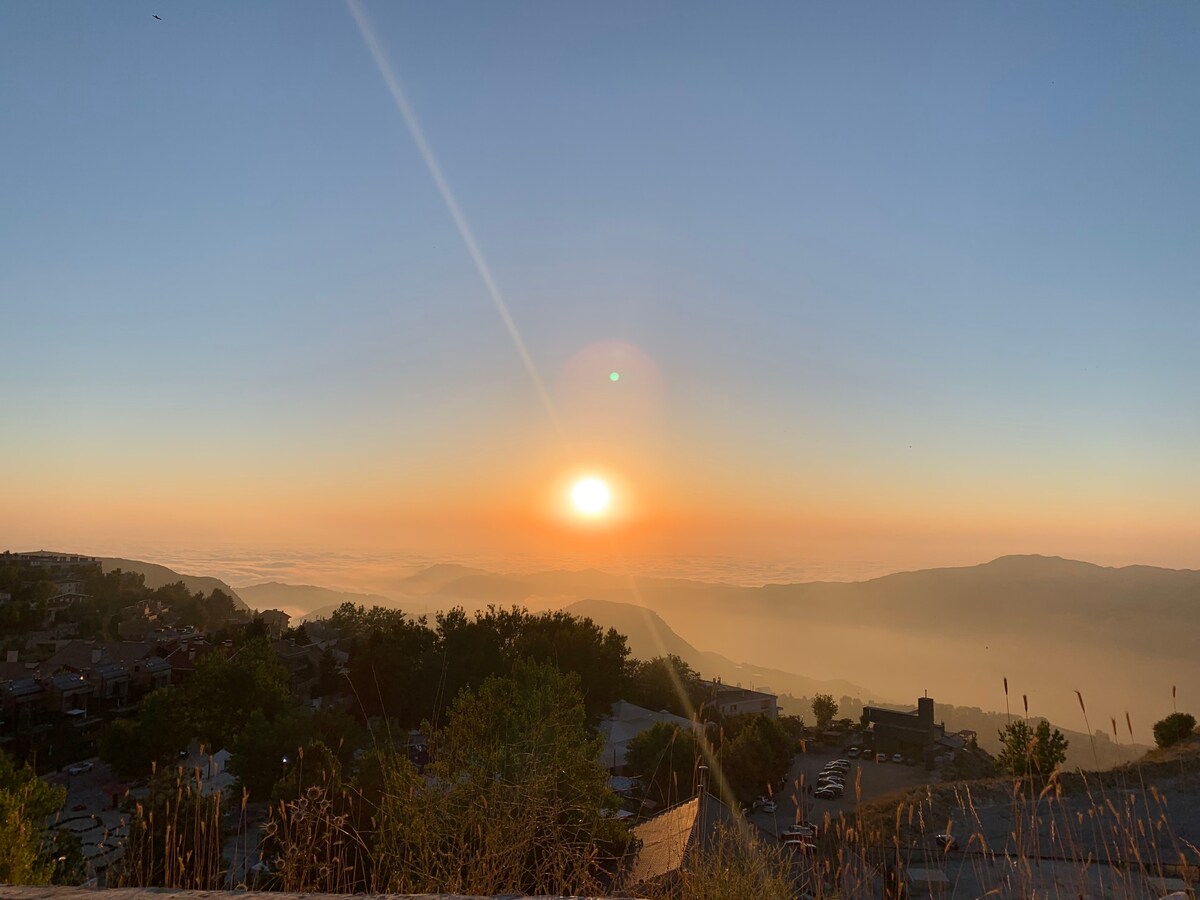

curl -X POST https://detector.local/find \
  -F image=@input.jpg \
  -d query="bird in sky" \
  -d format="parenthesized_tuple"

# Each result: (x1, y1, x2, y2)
(153, 14, 162, 20)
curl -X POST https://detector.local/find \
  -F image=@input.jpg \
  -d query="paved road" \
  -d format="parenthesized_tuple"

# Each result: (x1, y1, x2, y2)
(44, 758, 131, 875)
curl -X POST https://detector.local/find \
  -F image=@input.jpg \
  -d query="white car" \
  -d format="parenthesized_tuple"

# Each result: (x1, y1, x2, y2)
(892, 753, 904, 763)
(783, 838, 818, 853)
(67, 761, 94, 776)
(782, 824, 817, 839)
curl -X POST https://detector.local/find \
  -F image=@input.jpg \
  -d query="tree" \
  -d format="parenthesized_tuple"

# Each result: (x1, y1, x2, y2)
(996, 719, 1069, 776)
(189, 637, 291, 746)
(625, 655, 708, 719)
(1153, 712, 1197, 749)
(100, 687, 194, 777)
(0, 749, 66, 885)
(1031, 720, 1069, 774)
(718, 715, 794, 804)
(372, 660, 628, 896)
(227, 706, 315, 800)
(811, 694, 838, 730)
(625, 721, 703, 806)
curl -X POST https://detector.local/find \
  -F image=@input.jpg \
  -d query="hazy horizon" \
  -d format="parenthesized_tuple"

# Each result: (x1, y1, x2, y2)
(5, 2, 1200, 568)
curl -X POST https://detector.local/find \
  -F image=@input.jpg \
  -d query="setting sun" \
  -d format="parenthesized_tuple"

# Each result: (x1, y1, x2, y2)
(570, 477, 611, 516)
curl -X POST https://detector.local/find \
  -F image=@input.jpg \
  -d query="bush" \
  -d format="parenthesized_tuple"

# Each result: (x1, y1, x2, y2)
(1153, 712, 1197, 749)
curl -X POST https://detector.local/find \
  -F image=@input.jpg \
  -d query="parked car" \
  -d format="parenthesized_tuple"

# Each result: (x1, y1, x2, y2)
(936, 834, 959, 851)
(783, 838, 818, 854)
(892, 753, 904, 763)
(847, 746, 861, 758)
(67, 761, 94, 776)
(876, 752, 887, 763)
(760, 800, 777, 813)
(782, 824, 817, 839)
(814, 787, 838, 800)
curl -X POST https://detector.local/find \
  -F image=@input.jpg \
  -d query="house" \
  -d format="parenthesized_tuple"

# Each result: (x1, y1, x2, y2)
(270, 639, 321, 699)
(258, 609, 291, 637)
(40, 640, 171, 702)
(860, 696, 946, 757)
(0, 677, 47, 744)
(177, 745, 236, 797)
(599, 700, 699, 773)
(704, 680, 779, 720)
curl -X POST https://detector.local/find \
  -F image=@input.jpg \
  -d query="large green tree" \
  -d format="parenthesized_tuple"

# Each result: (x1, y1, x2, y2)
(189, 637, 291, 746)
(372, 660, 627, 896)
(996, 719, 1069, 776)
(718, 714, 794, 804)
(227, 706, 315, 800)
(811, 694, 838, 730)
(99, 686, 193, 777)
(625, 721, 703, 807)
(625, 655, 709, 719)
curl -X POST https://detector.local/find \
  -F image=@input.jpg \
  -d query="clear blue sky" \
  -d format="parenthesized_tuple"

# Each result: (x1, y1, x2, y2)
(3, 1, 1199, 569)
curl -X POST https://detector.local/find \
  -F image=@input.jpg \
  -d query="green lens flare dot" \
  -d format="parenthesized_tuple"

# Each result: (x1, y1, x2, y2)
(609, 372, 620, 382)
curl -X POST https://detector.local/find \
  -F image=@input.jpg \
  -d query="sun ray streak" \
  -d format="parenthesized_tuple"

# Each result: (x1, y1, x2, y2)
(345, 0, 563, 436)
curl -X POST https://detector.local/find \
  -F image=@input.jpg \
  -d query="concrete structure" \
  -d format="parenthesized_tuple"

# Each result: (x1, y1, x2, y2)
(860, 696, 945, 757)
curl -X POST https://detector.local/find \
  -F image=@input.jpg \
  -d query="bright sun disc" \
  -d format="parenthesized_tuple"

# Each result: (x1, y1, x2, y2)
(571, 477, 611, 516)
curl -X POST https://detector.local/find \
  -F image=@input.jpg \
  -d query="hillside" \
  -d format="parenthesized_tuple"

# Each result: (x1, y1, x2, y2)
(100, 557, 248, 610)
(340, 555, 1200, 744)
(237, 582, 393, 619)
(565, 597, 879, 702)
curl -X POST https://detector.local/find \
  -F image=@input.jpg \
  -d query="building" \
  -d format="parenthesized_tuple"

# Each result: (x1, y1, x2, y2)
(599, 700, 699, 773)
(860, 696, 946, 757)
(258, 609, 291, 637)
(704, 680, 779, 720)
(2, 551, 101, 573)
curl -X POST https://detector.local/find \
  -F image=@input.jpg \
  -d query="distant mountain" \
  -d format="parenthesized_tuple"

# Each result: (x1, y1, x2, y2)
(565, 598, 882, 702)
(237, 582, 393, 618)
(101, 558, 248, 610)
(344, 554, 1200, 744)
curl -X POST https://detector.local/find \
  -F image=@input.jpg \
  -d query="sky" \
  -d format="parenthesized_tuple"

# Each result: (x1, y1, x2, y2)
(3, 2, 1199, 579)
